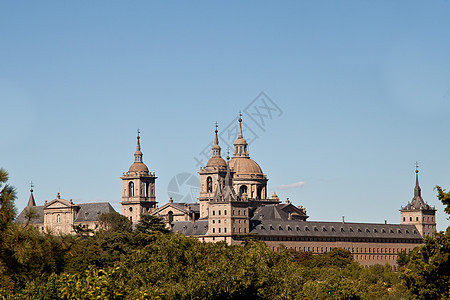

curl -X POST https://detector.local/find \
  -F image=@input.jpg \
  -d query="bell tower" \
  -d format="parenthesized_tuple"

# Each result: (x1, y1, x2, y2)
(198, 124, 227, 218)
(121, 130, 157, 223)
(400, 165, 436, 237)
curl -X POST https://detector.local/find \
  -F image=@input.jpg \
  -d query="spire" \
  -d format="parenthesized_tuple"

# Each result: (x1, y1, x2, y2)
(212, 122, 221, 157)
(224, 160, 232, 187)
(238, 112, 243, 139)
(414, 168, 421, 198)
(27, 182, 36, 207)
(212, 161, 238, 202)
(233, 113, 249, 157)
(409, 163, 428, 210)
(134, 128, 143, 163)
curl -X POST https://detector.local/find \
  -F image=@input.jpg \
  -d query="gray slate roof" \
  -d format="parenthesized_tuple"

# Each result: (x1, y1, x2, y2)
(401, 171, 435, 211)
(250, 220, 422, 240)
(74, 202, 116, 222)
(14, 206, 44, 224)
(172, 220, 208, 235)
(15, 202, 116, 224)
(252, 205, 290, 221)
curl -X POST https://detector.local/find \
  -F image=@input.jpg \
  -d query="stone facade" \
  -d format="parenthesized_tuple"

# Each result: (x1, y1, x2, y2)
(15, 192, 116, 234)
(167, 116, 437, 269)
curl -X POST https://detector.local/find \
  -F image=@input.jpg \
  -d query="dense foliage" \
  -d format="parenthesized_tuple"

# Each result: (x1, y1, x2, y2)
(0, 168, 448, 299)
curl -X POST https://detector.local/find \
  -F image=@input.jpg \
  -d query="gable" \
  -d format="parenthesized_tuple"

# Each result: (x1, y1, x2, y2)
(153, 203, 189, 216)
(45, 199, 72, 209)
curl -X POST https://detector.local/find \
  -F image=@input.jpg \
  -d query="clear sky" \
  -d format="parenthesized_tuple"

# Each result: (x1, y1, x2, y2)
(1, 1, 449, 231)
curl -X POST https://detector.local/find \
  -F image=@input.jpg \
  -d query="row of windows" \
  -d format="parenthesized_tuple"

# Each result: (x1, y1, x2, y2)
(212, 227, 227, 233)
(261, 224, 417, 235)
(212, 219, 247, 224)
(206, 176, 264, 198)
(403, 216, 434, 222)
(128, 182, 153, 197)
(211, 227, 247, 234)
(257, 236, 421, 244)
(212, 209, 247, 216)
(274, 245, 412, 255)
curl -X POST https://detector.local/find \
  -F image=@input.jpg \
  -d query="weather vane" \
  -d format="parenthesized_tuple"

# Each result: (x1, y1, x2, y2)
(415, 161, 419, 173)
(137, 128, 141, 137)
(30, 181, 34, 192)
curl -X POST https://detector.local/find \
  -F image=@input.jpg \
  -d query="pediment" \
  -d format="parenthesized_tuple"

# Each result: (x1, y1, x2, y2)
(45, 199, 73, 209)
(152, 203, 189, 215)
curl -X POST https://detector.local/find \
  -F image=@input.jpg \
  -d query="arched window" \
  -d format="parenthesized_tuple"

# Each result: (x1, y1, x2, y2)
(145, 182, 149, 197)
(168, 211, 174, 223)
(239, 185, 247, 196)
(57, 214, 61, 223)
(257, 186, 262, 199)
(207, 177, 213, 193)
(129, 182, 134, 197)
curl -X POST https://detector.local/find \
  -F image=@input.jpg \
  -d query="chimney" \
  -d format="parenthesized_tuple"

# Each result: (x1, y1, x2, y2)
(342, 216, 345, 224)
(385, 220, 387, 224)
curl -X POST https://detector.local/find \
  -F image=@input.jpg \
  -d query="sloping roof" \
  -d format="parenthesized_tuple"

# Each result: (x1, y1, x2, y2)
(15, 202, 116, 225)
(250, 220, 422, 240)
(14, 206, 44, 224)
(401, 170, 435, 212)
(153, 202, 200, 215)
(74, 202, 116, 222)
(252, 205, 290, 221)
(172, 220, 208, 235)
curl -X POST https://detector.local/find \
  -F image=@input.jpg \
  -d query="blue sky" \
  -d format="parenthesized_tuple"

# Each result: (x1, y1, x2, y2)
(1, 1, 449, 230)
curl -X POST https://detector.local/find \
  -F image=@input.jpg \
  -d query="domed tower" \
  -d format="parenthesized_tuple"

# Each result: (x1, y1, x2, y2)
(228, 115, 269, 201)
(121, 131, 157, 223)
(198, 124, 227, 218)
(400, 167, 436, 237)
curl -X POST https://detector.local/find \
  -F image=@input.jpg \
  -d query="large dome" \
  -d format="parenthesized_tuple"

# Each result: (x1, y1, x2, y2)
(229, 157, 263, 175)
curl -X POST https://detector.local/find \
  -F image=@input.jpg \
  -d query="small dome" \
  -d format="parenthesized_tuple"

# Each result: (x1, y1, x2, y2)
(229, 157, 263, 175)
(206, 156, 227, 168)
(128, 162, 149, 173)
(234, 137, 247, 145)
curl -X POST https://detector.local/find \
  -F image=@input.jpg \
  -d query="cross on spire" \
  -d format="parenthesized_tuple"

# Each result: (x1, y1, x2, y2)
(137, 128, 141, 138)
(415, 161, 419, 173)
(30, 181, 34, 192)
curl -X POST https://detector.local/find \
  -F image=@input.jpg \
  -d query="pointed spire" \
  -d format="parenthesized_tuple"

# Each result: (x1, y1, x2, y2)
(136, 128, 141, 152)
(233, 113, 249, 157)
(212, 122, 221, 157)
(414, 168, 421, 198)
(27, 181, 36, 207)
(224, 161, 232, 187)
(238, 112, 243, 139)
(134, 128, 143, 163)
